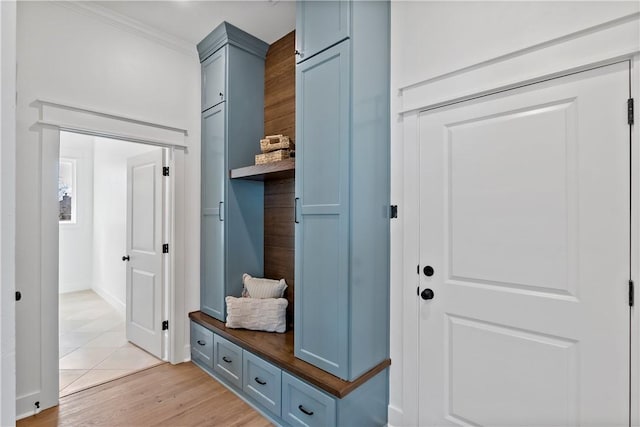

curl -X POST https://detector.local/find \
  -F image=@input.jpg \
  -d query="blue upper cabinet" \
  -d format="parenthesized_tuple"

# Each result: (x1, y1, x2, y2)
(295, 41, 351, 377)
(295, 1, 390, 381)
(295, 0, 350, 63)
(198, 23, 268, 321)
(202, 47, 226, 112)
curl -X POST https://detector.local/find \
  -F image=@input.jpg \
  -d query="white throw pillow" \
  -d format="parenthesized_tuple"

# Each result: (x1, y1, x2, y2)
(242, 273, 287, 298)
(225, 296, 288, 333)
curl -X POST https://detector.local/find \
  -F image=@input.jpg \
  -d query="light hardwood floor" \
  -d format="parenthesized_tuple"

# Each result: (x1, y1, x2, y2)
(18, 363, 272, 427)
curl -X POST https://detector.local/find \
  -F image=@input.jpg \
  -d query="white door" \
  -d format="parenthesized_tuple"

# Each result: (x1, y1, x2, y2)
(125, 149, 164, 358)
(418, 62, 631, 426)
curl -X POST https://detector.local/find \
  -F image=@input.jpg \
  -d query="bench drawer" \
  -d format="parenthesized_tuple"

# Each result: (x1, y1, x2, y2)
(243, 351, 282, 417)
(213, 334, 243, 388)
(282, 372, 336, 427)
(190, 322, 214, 369)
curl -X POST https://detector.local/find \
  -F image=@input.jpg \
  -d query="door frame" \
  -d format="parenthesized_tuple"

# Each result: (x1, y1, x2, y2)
(392, 14, 640, 427)
(20, 99, 188, 416)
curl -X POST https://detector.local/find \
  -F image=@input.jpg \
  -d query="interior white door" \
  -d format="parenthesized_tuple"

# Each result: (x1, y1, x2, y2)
(418, 62, 631, 426)
(126, 149, 164, 359)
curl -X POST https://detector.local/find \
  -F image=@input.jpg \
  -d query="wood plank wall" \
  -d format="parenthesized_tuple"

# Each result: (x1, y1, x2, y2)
(263, 31, 295, 328)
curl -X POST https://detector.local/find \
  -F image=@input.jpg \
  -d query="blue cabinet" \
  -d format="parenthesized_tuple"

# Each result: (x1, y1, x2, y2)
(201, 104, 225, 319)
(295, 0, 350, 63)
(198, 23, 269, 321)
(295, 41, 351, 377)
(201, 46, 226, 111)
(295, 1, 390, 381)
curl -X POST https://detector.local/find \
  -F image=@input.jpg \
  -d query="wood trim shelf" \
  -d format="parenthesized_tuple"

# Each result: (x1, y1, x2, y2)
(189, 311, 391, 398)
(229, 158, 295, 181)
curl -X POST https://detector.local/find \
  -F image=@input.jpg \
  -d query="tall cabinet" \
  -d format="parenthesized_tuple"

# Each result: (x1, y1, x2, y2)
(295, 1, 391, 381)
(199, 23, 269, 321)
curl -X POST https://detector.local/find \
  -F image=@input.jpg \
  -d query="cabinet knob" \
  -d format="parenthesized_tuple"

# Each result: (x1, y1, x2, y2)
(122, 255, 130, 262)
(295, 50, 303, 57)
(219, 92, 224, 99)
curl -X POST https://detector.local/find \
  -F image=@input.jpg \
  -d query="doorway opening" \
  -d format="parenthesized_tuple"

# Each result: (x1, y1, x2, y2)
(58, 131, 166, 396)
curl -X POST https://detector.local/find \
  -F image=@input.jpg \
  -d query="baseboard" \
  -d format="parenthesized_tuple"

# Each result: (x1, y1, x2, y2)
(92, 285, 125, 315)
(58, 283, 92, 294)
(388, 404, 404, 427)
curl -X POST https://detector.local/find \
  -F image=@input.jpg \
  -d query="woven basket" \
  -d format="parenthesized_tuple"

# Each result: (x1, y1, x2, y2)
(260, 135, 294, 153)
(255, 149, 292, 165)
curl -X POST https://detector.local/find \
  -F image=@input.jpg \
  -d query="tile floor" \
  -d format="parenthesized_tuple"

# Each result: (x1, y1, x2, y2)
(59, 290, 163, 396)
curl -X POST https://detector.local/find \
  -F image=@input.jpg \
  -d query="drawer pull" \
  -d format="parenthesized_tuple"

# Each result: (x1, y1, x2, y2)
(254, 377, 267, 385)
(222, 356, 232, 363)
(298, 405, 314, 416)
(197, 340, 206, 346)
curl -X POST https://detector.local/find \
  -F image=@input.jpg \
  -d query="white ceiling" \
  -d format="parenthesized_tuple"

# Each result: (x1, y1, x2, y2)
(85, 1, 296, 46)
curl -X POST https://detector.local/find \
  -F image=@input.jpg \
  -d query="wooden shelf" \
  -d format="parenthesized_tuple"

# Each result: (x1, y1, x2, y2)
(189, 311, 391, 398)
(229, 158, 295, 181)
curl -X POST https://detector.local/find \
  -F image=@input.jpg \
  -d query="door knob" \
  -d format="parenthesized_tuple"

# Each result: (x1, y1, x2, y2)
(423, 266, 434, 276)
(122, 255, 130, 262)
(421, 288, 435, 300)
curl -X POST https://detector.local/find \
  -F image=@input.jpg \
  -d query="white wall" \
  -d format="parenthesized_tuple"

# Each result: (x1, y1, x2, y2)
(59, 132, 94, 294)
(92, 137, 160, 311)
(1, 1, 17, 425)
(392, 1, 640, 88)
(389, 2, 640, 426)
(16, 1, 201, 417)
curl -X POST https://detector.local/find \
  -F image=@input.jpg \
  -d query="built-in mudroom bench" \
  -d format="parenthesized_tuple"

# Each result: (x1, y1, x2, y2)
(194, 1, 391, 425)
(190, 311, 390, 426)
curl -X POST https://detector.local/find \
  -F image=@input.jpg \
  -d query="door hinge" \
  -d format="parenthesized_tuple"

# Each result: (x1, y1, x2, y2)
(390, 205, 398, 219)
(162, 320, 169, 330)
(163, 166, 170, 176)
(630, 280, 634, 307)
(163, 243, 169, 254)
(628, 98, 634, 126)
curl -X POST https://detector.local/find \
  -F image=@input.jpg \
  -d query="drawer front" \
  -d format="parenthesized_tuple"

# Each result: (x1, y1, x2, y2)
(190, 322, 214, 369)
(282, 372, 336, 427)
(242, 352, 282, 417)
(213, 334, 243, 388)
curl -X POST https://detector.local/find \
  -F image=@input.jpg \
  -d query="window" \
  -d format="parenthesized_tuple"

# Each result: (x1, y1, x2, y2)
(59, 159, 77, 223)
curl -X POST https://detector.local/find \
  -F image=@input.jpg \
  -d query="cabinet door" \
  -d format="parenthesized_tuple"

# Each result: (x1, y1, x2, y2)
(294, 42, 350, 379)
(296, 1, 350, 63)
(201, 104, 226, 321)
(202, 46, 226, 112)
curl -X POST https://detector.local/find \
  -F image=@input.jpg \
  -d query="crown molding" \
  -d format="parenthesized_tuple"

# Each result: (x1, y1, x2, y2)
(54, 1, 196, 57)
(197, 21, 270, 62)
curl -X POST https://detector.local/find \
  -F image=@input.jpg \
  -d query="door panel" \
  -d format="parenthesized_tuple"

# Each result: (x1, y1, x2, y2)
(296, 0, 350, 63)
(295, 42, 350, 379)
(202, 46, 226, 112)
(201, 104, 226, 320)
(418, 62, 630, 426)
(126, 149, 164, 358)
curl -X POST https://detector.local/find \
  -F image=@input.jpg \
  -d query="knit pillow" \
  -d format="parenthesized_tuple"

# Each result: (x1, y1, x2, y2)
(225, 296, 288, 333)
(242, 273, 287, 299)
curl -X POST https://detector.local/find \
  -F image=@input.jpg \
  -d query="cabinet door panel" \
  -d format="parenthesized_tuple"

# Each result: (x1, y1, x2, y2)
(296, 1, 350, 63)
(295, 42, 350, 379)
(201, 104, 226, 320)
(202, 46, 226, 111)
(202, 105, 225, 210)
